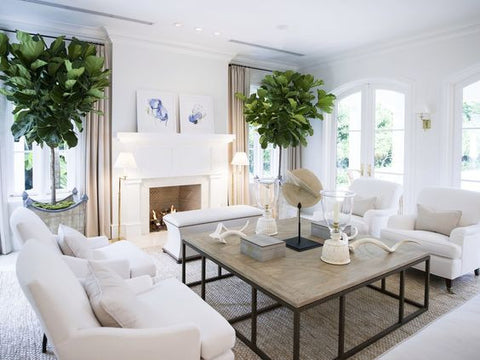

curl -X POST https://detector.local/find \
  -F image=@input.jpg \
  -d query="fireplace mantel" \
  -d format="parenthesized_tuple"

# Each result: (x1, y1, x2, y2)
(113, 132, 234, 238)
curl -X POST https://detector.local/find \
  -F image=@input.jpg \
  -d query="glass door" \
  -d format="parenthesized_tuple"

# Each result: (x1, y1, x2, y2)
(334, 85, 406, 189)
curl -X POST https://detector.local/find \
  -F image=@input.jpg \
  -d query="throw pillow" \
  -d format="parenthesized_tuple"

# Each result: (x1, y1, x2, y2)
(352, 196, 377, 217)
(415, 204, 462, 236)
(84, 261, 154, 328)
(58, 224, 91, 259)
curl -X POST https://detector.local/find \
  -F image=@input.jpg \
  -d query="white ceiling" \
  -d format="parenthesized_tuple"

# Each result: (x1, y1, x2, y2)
(2, 0, 480, 67)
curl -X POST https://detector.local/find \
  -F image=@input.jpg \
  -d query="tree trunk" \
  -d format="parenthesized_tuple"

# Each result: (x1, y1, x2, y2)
(277, 145, 283, 181)
(50, 146, 56, 204)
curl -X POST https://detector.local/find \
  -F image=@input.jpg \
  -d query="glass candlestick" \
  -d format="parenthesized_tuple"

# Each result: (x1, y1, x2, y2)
(255, 177, 278, 235)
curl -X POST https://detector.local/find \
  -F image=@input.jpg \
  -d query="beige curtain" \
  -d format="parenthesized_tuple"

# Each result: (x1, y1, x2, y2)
(85, 43, 112, 237)
(228, 65, 250, 205)
(285, 146, 302, 172)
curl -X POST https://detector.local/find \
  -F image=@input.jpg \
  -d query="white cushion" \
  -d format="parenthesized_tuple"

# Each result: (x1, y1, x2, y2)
(92, 240, 156, 278)
(163, 205, 262, 228)
(381, 228, 461, 259)
(59, 224, 92, 259)
(415, 204, 462, 236)
(417, 187, 480, 227)
(352, 196, 376, 217)
(138, 278, 236, 360)
(84, 261, 153, 328)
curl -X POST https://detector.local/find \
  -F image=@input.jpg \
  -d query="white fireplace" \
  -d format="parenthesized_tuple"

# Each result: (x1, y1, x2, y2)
(113, 132, 234, 238)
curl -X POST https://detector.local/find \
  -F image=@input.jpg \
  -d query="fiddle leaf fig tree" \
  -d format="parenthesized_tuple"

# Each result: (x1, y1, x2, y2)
(236, 70, 335, 178)
(0, 31, 110, 204)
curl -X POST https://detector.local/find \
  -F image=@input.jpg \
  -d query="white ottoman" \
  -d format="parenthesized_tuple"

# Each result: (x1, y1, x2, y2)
(163, 205, 262, 262)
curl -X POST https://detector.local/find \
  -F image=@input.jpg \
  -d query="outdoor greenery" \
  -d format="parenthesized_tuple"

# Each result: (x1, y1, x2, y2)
(237, 70, 335, 178)
(336, 103, 395, 187)
(0, 30, 110, 204)
(462, 100, 480, 171)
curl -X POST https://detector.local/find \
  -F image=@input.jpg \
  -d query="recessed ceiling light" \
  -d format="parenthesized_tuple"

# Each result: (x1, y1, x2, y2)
(174, 22, 183, 27)
(276, 24, 289, 30)
(213, 31, 221, 36)
(194, 27, 203, 32)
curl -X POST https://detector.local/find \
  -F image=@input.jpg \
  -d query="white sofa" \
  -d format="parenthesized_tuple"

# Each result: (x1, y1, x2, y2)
(10, 207, 156, 279)
(380, 187, 480, 290)
(378, 293, 480, 359)
(17, 238, 236, 360)
(349, 177, 403, 237)
(163, 205, 262, 262)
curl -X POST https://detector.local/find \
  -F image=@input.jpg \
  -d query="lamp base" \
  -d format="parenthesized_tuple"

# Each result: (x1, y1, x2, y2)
(320, 238, 351, 265)
(284, 236, 322, 251)
(256, 217, 278, 236)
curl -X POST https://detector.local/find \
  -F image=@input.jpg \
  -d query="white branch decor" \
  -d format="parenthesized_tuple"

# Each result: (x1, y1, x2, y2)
(349, 238, 418, 253)
(209, 221, 249, 243)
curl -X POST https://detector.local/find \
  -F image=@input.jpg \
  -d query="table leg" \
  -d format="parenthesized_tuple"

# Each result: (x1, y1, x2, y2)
(399, 271, 405, 323)
(293, 310, 300, 360)
(201, 256, 206, 300)
(425, 258, 430, 309)
(218, 264, 222, 277)
(182, 241, 186, 284)
(252, 287, 257, 346)
(381, 278, 386, 291)
(338, 295, 345, 358)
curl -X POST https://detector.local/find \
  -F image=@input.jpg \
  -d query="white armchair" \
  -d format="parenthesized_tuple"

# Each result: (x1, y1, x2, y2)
(349, 177, 403, 237)
(10, 207, 156, 279)
(16, 239, 235, 360)
(380, 187, 480, 291)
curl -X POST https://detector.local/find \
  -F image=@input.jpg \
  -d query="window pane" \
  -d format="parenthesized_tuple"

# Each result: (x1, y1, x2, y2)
(463, 81, 480, 128)
(13, 138, 33, 192)
(336, 92, 361, 188)
(375, 90, 405, 183)
(461, 129, 480, 180)
(462, 80, 480, 189)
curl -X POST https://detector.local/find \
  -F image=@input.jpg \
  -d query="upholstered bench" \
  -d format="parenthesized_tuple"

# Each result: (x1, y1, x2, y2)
(378, 293, 480, 359)
(162, 205, 262, 262)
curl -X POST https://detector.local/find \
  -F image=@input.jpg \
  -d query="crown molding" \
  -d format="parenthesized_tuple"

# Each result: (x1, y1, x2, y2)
(105, 27, 235, 62)
(300, 22, 480, 71)
(230, 56, 298, 72)
(0, 15, 107, 43)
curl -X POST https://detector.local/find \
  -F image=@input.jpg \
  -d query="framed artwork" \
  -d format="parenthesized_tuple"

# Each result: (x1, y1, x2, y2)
(136, 90, 177, 133)
(179, 94, 214, 133)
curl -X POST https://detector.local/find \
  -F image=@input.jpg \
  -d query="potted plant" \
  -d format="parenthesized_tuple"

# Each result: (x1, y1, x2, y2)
(0, 31, 110, 231)
(236, 70, 335, 179)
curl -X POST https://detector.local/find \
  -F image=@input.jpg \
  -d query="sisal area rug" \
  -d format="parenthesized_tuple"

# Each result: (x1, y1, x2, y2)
(1, 248, 480, 360)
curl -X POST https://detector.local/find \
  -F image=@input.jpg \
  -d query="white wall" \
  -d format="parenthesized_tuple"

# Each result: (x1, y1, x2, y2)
(110, 34, 230, 135)
(301, 29, 480, 210)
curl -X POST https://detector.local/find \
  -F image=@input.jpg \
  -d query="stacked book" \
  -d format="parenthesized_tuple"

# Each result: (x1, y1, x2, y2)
(240, 234, 286, 262)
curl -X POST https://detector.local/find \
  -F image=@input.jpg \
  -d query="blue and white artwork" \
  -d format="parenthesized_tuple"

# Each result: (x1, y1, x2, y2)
(180, 95, 214, 134)
(137, 90, 177, 133)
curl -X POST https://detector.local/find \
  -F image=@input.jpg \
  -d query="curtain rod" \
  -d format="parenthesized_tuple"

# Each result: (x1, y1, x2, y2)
(229, 63, 273, 73)
(0, 27, 105, 46)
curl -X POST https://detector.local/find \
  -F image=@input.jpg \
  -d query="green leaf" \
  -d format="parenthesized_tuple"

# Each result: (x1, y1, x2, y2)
(31, 59, 48, 70)
(287, 98, 297, 109)
(16, 31, 32, 43)
(84, 55, 104, 75)
(87, 88, 104, 98)
(67, 42, 82, 59)
(0, 33, 8, 56)
(16, 64, 31, 80)
(67, 67, 85, 79)
(64, 59, 72, 72)
(18, 37, 44, 62)
(65, 79, 77, 89)
(8, 76, 33, 88)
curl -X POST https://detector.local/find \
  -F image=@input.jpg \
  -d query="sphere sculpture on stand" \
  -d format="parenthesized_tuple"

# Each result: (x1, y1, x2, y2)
(282, 169, 323, 251)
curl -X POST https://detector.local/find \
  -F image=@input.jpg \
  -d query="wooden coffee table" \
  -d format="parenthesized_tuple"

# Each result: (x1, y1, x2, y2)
(182, 218, 430, 360)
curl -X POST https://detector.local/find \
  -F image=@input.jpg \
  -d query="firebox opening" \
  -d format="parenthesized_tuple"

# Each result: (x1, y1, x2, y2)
(149, 184, 201, 232)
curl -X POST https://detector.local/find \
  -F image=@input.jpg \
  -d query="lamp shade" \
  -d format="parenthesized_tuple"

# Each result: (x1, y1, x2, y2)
(114, 152, 137, 169)
(231, 152, 249, 166)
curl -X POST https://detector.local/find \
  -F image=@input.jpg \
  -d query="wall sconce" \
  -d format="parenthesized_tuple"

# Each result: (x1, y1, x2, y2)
(419, 113, 431, 130)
